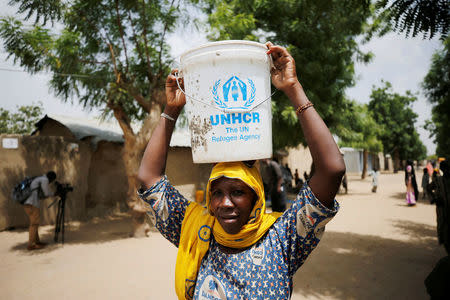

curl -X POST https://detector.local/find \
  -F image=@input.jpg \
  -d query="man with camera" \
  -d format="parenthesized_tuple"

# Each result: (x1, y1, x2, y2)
(23, 171, 57, 250)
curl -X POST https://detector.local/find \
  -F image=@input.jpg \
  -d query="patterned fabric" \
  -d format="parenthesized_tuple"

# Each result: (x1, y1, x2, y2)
(139, 176, 189, 247)
(138, 176, 339, 299)
(175, 161, 281, 299)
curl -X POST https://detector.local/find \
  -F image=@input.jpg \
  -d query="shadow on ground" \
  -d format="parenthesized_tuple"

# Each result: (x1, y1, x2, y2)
(293, 220, 445, 299)
(391, 219, 437, 240)
(8, 214, 159, 254)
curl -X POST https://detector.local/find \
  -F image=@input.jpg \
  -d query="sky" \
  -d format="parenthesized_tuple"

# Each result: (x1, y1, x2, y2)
(0, 4, 443, 155)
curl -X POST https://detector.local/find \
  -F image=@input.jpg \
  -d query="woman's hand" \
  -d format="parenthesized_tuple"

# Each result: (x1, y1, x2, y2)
(266, 42, 301, 94)
(165, 69, 186, 109)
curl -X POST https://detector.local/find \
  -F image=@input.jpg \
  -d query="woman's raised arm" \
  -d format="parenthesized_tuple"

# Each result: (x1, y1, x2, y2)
(266, 42, 345, 208)
(137, 70, 186, 189)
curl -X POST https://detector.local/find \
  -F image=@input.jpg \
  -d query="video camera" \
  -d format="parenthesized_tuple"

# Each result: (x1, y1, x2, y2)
(55, 181, 74, 197)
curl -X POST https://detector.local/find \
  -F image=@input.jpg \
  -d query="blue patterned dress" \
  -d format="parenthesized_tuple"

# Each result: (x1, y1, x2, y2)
(138, 176, 339, 299)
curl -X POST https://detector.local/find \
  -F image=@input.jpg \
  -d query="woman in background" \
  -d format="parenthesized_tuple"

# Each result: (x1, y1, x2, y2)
(421, 167, 430, 201)
(405, 165, 417, 206)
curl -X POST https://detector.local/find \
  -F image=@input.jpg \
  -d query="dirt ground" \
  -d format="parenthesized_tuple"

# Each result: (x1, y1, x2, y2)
(1, 172, 446, 299)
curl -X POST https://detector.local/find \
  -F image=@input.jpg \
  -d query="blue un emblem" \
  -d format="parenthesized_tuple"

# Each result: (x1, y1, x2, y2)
(209, 280, 218, 291)
(212, 75, 256, 110)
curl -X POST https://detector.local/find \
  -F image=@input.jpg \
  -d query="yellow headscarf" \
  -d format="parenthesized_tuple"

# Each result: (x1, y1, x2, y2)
(175, 161, 282, 299)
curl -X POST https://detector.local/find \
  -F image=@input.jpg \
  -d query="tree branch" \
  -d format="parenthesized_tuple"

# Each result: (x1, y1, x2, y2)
(127, 11, 144, 64)
(127, 11, 152, 84)
(115, 0, 129, 74)
(118, 81, 153, 112)
(157, 0, 177, 80)
(76, 9, 118, 75)
(106, 21, 151, 113)
(140, 0, 152, 77)
(78, 59, 108, 65)
(108, 43, 120, 83)
(107, 97, 134, 138)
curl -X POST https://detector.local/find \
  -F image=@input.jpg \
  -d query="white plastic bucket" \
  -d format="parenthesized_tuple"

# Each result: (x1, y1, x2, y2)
(180, 40, 272, 163)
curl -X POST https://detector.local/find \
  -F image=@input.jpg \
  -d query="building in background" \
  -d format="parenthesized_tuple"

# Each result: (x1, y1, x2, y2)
(340, 147, 392, 174)
(0, 115, 211, 230)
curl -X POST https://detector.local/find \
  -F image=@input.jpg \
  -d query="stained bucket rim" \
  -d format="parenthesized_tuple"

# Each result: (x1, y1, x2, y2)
(180, 40, 267, 62)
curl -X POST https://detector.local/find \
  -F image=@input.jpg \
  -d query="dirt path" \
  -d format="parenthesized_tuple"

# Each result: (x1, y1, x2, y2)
(0, 172, 446, 299)
(292, 173, 446, 299)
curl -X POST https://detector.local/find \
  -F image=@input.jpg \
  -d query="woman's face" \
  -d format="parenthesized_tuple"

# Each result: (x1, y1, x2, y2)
(209, 177, 257, 234)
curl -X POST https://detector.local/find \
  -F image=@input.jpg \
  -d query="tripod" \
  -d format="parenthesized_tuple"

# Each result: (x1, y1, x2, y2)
(54, 192, 67, 243)
(48, 182, 73, 244)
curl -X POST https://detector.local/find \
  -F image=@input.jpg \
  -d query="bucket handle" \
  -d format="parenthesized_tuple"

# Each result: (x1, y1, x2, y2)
(174, 72, 277, 113)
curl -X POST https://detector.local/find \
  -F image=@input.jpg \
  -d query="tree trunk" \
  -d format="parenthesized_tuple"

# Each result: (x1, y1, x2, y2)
(122, 106, 162, 237)
(393, 148, 400, 173)
(122, 140, 150, 237)
(361, 149, 368, 179)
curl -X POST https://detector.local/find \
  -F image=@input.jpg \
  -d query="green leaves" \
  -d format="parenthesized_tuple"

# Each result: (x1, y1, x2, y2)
(0, 103, 44, 134)
(423, 37, 450, 158)
(368, 81, 427, 160)
(201, 0, 374, 150)
(8, 0, 64, 25)
(206, 1, 257, 40)
(0, 17, 55, 73)
(375, 0, 449, 39)
(1, 0, 189, 128)
(336, 80, 427, 161)
(336, 99, 383, 153)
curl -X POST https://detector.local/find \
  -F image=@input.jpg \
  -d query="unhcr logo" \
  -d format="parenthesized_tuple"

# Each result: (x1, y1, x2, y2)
(210, 112, 260, 126)
(212, 75, 256, 110)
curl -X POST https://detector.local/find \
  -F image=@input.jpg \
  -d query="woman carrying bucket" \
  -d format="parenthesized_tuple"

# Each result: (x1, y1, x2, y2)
(137, 42, 345, 299)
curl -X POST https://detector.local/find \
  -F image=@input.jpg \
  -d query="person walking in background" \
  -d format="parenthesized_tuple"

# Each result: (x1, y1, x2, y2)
(294, 168, 303, 192)
(369, 167, 379, 193)
(341, 172, 348, 194)
(303, 171, 309, 182)
(428, 160, 450, 254)
(428, 170, 440, 204)
(405, 165, 417, 206)
(405, 160, 419, 201)
(23, 171, 56, 250)
(427, 161, 434, 177)
(285, 163, 293, 178)
(294, 169, 300, 186)
(260, 158, 286, 212)
(279, 161, 293, 193)
(422, 167, 430, 201)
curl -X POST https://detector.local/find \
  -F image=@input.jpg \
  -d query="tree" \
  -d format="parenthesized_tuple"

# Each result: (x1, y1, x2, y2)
(368, 81, 427, 171)
(0, 0, 187, 236)
(375, 0, 449, 39)
(0, 103, 43, 134)
(336, 100, 383, 178)
(423, 36, 450, 158)
(199, 0, 375, 150)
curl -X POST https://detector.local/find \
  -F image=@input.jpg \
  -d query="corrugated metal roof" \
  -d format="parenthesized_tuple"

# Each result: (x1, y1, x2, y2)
(34, 114, 191, 148)
(43, 114, 124, 147)
(170, 128, 191, 147)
